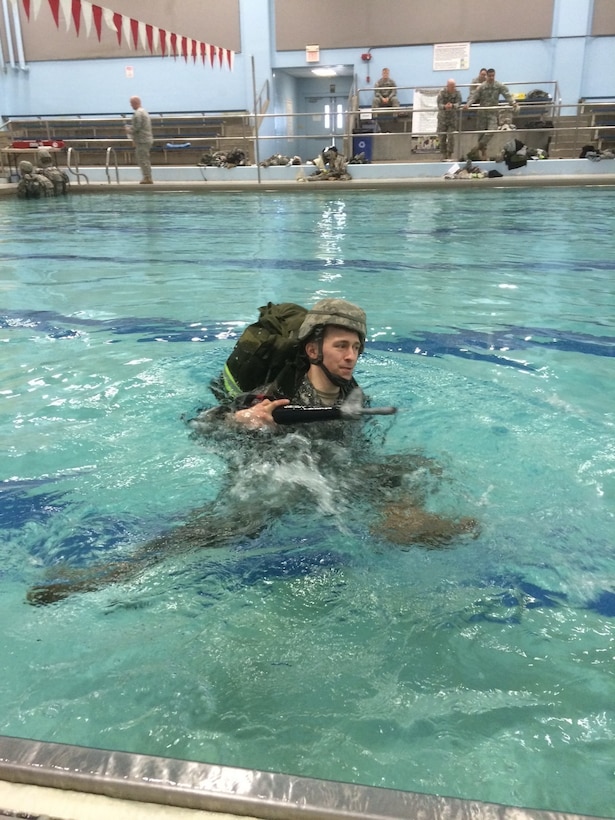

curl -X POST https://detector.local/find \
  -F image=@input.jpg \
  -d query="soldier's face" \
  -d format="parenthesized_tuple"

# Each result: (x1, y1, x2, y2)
(318, 327, 361, 382)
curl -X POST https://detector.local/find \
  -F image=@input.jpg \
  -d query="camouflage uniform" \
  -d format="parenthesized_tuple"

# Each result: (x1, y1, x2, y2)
(467, 80, 516, 149)
(372, 77, 399, 109)
(469, 74, 486, 96)
(36, 149, 69, 195)
(436, 87, 462, 158)
(128, 105, 154, 182)
(308, 147, 351, 181)
(16, 160, 54, 199)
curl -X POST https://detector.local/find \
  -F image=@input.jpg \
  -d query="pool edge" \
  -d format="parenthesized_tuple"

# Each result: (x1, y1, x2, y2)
(0, 735, 608, 820)
(2, 158, 615, 196)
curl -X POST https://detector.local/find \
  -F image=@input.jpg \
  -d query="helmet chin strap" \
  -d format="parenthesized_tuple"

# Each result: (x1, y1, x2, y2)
(318, 361, 351, 389)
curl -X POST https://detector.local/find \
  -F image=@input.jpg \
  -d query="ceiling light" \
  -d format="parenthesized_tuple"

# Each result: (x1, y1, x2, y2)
(311, 68, 337, 77)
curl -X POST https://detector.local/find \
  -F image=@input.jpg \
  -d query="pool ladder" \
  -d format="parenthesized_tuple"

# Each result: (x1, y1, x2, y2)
(105, 147, 120, 184)
(66, 147, 89, 185)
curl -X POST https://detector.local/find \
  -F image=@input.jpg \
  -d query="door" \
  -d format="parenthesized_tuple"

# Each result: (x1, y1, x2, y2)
(297, 78, 352, 162)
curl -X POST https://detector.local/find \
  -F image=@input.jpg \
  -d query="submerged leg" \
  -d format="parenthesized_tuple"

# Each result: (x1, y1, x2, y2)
(374, 499, 479, 548)
(26, 505, 267, 606)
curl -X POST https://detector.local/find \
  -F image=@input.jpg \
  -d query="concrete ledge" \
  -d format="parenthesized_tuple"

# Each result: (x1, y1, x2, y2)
(2, 159, 615, 196)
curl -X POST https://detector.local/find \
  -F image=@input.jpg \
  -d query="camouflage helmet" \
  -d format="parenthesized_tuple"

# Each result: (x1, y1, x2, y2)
(18, 160, 34, 176)
(37, 149, 53, 166)
(298, 298, 367, 348)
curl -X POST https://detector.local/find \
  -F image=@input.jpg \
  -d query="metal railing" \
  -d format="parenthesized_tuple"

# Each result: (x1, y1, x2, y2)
(2, 95, 614, 175)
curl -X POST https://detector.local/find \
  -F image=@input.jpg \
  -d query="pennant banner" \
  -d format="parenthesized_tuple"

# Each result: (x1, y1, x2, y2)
(59, 0, 71, 30)
(47, 0, 60, 26)
(91, 2, 102, 40)
(71, 0, 81, 33)
(21, 0, 234, 68)
(21, 0, 43, 19)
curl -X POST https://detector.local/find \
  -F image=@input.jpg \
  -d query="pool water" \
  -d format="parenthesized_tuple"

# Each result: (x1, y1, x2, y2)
(1, 188, 614, 817)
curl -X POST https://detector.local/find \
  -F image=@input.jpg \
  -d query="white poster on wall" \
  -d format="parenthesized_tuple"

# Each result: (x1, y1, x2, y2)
(433, 42, 470, 71)
(412, 89, 439, 134)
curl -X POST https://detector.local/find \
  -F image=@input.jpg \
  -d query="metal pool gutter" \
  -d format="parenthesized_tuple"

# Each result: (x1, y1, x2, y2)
(0, 735, 603, 820)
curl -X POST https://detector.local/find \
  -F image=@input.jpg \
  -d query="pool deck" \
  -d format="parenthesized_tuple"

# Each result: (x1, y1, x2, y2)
(1, 157, 615, 194)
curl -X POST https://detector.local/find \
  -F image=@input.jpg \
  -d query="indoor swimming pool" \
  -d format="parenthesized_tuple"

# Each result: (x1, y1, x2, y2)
(0, 187, 614, 817)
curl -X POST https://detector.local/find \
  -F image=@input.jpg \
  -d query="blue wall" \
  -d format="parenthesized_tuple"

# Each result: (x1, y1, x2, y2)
(1, 0, 613, 118)
(1, 56, 249, 116)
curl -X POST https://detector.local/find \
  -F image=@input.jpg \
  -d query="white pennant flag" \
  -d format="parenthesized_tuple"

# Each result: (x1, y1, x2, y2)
(102, 7, 115, 34)
(122, 14, 131, 49)
(31, 0, 44, 19)
(59, 0, 72, 31)
(138, 20, 147, 52)
(152, 26, 160, 54)
(81, 0, 93, 38)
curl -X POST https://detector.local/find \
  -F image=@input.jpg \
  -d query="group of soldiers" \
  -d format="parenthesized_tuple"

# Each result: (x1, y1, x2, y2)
(372, 66, 520, 162)
(16, 149, 70, 198)
(437, 68, 518, 161)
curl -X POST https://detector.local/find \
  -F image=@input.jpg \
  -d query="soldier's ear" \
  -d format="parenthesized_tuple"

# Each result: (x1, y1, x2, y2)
(305, 339, 319, 362)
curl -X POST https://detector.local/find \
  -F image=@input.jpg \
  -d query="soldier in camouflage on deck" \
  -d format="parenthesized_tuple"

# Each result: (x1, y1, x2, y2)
(126, 96, 154, 184)
(465, 68, 518, 159)
(437, 79, 463, 160)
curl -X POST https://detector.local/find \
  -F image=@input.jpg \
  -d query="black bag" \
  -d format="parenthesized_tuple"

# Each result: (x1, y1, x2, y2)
(526, 89, 551, 102)
(503, 138, 528, 170)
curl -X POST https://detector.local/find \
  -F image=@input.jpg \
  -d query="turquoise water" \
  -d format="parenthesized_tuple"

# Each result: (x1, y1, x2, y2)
(1, 188, 614, 817)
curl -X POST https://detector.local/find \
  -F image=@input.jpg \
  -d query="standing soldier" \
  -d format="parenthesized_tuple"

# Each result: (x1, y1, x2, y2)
(465, 68, 518, 159)
(437, 78, 462, 161)
(126, 96, 154, 184)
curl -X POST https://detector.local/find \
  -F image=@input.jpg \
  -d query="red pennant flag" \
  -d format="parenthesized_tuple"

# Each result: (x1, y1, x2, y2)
(113, 11, 122, 45)
(159, 28, 166, 57)
(22, 0, 31, 19)
(145, 23, 154, 53)
(191, 39, 198, 63)
(92, 3, 102, 40)
(71, 0, 81, 34)
(218, 46, 224, 67)
(226, 49, 232, 70)
(200, 42, 206, 64)
(47, 0, 60, 27)
(130, 18, 139, 49)
(209, 43, 215, 67)
(181, 36, 188, 61)
(169, 32, 177, 58)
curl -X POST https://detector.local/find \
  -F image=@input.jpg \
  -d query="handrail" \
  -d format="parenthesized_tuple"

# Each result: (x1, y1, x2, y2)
(3, 99, 611, 171)
(356, 80, 559, 102)
(65, 147, 89, 185)
(105, 146, 119, 184)
(2, 110, 249, 124)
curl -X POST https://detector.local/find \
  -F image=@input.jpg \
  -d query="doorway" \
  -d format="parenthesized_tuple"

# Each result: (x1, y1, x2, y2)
(296, 76, 353, 161)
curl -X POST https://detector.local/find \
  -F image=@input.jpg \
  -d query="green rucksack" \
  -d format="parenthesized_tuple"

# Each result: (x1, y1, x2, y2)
(210, 302, 308, 400)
